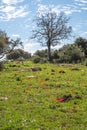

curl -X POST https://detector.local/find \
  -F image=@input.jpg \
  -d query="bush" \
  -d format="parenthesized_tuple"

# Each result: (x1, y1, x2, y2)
(82, 59, 87, 66)
(32, 56, 41, 63)
(0, 62, 4, 71)
(40, 58, 48, 63)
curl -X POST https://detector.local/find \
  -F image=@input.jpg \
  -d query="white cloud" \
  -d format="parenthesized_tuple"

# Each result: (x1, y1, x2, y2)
(37, 4, 65, 16)
(82, 7, 87, 10)
(24, 41, 44, 54)
(2, 0, 24, 5)
(75, 2, 86, 6)
(1, 5, 16, 13)
(37, 3, 83, 16)
(80, 31, 87, 37)
(37, 4, 49, 14)
(12, 34, 20, 38)
(0, 5, 29, 21)
(74, 0, 87, 3)
(24, 42, 63, 54)
(23, 38, 64, 54)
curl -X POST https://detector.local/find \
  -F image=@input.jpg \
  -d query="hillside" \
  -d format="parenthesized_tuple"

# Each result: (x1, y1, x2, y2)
(0, 61, 87, 130)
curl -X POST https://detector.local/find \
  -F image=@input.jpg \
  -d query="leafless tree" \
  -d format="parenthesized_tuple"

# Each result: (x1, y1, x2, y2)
(32, 12, 72, 61)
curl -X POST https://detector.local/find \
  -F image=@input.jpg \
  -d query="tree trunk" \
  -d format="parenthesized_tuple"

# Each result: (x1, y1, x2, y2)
(47, 45, 51, 61)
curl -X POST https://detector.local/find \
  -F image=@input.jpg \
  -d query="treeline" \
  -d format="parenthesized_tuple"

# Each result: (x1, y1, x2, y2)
(32, 37, 87, 64)
(6, 37, 87, 64)
(0, 29, 87, 65)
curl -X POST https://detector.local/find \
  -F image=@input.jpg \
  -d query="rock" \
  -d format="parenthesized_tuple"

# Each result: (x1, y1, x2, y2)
(0, 97, 8, 101)
(31, 67, 42, 72)
(59, 70, 66, 73)
(75, 95, 82, 99)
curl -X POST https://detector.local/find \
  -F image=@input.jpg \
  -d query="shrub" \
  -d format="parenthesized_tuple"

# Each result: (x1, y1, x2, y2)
(0, 62, 4, 71)
(40, 58, 48, 63)
(32, 56, 41, 63)
(82, 59, 87, 66)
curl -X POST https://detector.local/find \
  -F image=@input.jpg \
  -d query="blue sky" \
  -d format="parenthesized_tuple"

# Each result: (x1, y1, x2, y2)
(0, 0, 87, 54)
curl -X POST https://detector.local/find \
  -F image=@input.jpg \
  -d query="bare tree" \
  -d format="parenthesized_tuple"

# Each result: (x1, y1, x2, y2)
(32, 12, 72, 61)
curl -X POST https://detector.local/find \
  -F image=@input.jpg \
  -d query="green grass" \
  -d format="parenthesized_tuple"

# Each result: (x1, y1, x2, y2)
(0, 61, 87, 130)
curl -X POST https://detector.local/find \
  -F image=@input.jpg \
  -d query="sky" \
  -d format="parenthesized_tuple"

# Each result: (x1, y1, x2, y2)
(0, 0, 87, 54)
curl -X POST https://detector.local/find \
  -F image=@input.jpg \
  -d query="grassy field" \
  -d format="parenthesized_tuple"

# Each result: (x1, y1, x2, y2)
(0, 61, 87, 130)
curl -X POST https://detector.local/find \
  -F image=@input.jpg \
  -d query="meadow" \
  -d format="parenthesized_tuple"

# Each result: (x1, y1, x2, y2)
(0, 61, 87, 130)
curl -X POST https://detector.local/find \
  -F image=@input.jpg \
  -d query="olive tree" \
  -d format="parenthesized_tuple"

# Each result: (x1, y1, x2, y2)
(0, 29, 23, 59)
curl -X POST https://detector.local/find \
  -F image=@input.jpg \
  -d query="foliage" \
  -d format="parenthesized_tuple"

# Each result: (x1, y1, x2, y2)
(32, 55, 41, 63)
(6, 49, 31, 60)
(0, 30, 10, 58)
(34, 49, 47, 58)
(0, 29, 23, 59)
(32, 11, 72, 61)
(58, 44, 85, 63)
(51, 50, 59, 59)
(75, 37, 87, 57)
(0, 61, 87, 129)
(82, 58, 87, 66)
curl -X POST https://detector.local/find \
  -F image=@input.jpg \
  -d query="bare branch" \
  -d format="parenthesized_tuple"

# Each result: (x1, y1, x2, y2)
(32, 11, 72, 61)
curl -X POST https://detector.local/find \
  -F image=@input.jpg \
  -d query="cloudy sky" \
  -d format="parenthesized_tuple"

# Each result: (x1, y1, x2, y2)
(0, 0, 87, 54)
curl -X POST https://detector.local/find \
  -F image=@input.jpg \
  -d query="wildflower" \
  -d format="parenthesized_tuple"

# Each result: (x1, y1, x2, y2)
(71, 89, 75, 93)
(50, 98, 55, 101)
(29, 84, 32, 87)
(45, 83, 49, 89)
(57, 98, 64, 102)
(16, 87, 19, 90)
(57, 94, 72, 102)
(72, 106, 77, 109)
(40, 79, 44, 83)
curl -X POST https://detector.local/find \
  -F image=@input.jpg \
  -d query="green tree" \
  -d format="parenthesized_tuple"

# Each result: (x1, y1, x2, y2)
(6, 49, 31, 60)
(34, 49, 47, 58)
(0, 30, 9, 58)
(75, 37, 87, 57)
(0, 29, 23, 59)
(32, 11, 72, 61)
(58, 44, 84, 63)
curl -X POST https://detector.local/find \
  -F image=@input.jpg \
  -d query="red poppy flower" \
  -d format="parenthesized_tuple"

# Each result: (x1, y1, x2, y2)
(29, 84, 32, 87)
(57, 98, 64, 102)
(16, 87, 18, 90)
(45, 83, 49, 88)
(71, 89, 75, 93)
(72, 106, 77, 109)
(50, 98, 55, 101)
(40, 79, 44, 83)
